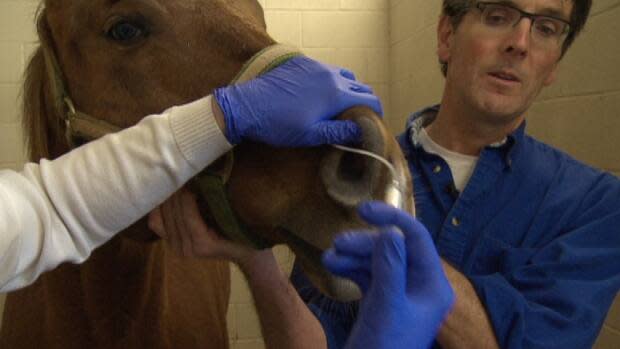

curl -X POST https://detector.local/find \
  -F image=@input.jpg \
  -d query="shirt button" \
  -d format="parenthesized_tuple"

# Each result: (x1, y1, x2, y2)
(433, 165, 442, 174)
(451, 217, 461, 227)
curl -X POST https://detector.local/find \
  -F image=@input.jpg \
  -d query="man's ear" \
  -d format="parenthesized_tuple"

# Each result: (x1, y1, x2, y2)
(437, 15, 454, 66)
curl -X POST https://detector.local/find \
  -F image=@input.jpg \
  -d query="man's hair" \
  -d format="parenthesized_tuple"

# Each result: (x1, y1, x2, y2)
(439, 0, 592, 76)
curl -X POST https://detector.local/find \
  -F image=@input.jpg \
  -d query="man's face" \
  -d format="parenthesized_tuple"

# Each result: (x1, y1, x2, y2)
(438, 0, 573, 122)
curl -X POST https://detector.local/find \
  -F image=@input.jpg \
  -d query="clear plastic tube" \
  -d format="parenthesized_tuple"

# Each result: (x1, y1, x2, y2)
(331, 144, 404, 209)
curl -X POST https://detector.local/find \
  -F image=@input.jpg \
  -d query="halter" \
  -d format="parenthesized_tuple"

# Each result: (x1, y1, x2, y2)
(42, 41, 303, 249)
(41, 42, 410, 250)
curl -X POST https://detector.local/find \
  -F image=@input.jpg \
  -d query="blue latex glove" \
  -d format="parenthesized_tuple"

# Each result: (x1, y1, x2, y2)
(323, 202, 455, 349)
(214, 56, 383, 146)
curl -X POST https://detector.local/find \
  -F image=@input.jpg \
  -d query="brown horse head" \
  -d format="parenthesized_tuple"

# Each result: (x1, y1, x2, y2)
(22, 0, 413, 301)
(25, 0, 271, 159)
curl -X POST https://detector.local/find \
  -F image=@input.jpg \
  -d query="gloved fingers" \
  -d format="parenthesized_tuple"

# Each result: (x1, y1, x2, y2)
(398, 218, 445, 292)
(369, 230, 407, 296)
(357, 201, 444, 286)
(343, 91, 384, 116)
(311, 120, 362, 145)
(357, 201, 413, 229)
(322, 248, 371, 274)
(340, 68, 357, 81)
(322, 249, 371, 293)
(215, 52, 384, 147)
(349, 82, 374, 94)
(283, 57, 355, 83)
(332, 231, 376, 257)
(335, 71, 382, 116)
(358, 201, 437, 260)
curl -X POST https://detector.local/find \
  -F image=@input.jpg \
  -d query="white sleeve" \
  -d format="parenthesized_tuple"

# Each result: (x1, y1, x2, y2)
(0, 95, 232, 292)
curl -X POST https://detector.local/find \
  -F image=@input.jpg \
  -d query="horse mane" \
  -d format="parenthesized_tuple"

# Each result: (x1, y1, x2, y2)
(21, 4, 67, 162)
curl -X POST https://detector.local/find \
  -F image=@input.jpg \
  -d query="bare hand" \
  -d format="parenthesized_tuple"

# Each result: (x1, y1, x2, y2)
(148, 187, 255, 262)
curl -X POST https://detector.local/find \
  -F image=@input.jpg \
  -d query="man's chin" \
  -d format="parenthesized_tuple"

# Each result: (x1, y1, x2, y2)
(475, 94, 526, 121)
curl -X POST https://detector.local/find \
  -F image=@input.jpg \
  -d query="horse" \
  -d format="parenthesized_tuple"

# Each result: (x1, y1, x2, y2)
(1, 1, 413, 348)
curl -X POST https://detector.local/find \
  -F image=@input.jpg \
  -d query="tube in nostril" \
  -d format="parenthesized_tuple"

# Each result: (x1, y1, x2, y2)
(384, 181, 403, 209)
(331, 144, 405, 209)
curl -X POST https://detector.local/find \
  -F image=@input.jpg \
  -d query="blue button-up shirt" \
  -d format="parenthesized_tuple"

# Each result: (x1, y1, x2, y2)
(291, 105, 620, 349)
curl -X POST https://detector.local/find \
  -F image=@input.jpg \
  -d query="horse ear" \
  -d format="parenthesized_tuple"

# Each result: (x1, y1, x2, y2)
(254, 3, 267, 29)
(320, 108, 392, 209)
(22, 7, 67, 161)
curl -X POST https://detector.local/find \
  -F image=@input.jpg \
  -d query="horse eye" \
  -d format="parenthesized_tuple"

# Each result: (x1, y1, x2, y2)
(107, 21, 147, 43)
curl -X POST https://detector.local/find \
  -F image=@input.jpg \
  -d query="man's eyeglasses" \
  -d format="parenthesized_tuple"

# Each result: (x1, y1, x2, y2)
(474, 2, 572, 50)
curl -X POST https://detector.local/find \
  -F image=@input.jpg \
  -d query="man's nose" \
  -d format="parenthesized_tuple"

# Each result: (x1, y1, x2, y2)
(502, 19, 532, 57)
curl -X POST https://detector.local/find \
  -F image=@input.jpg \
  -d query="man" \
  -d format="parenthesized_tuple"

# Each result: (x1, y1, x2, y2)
(293, 0, 620, 348)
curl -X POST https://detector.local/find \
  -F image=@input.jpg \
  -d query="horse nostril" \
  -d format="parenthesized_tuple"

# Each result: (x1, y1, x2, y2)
(320, 108, 387, 208)
(321, 147, 375, 208)
(337, 152, 366, 182)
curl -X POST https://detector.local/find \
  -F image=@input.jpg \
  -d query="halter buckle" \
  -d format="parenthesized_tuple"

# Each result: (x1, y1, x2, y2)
(63, 97, 77, 146)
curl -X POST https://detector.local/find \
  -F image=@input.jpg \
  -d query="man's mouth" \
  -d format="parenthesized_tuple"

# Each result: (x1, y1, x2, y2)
(489, 71, 521, 83)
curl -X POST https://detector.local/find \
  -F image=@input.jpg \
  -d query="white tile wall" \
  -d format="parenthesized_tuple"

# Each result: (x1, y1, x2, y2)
(227, 245, 295, 348)
(388, 0, 443, 133)
(0, 0, 41, 332)
(263, 1, 391, 118)
(0, 84, 19, 124)
(0, 0, 38, 167)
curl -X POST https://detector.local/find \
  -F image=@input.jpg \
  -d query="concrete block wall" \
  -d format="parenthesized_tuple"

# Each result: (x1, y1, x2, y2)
(389, 1, 620, 348)
(262, 0, 390, 117)
(388, 0, 443, 133)
(0, 1, 389, 348)
(0, 0, 36, 170)
(0, 0, 39, 331)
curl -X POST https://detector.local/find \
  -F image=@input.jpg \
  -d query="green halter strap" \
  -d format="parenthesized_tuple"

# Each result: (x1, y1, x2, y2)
(193, 44, 303, 249)
(43, 39, 303, 249)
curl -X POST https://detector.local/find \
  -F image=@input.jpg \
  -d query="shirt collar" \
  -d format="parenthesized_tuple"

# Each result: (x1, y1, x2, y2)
(404, 104, 526, 168)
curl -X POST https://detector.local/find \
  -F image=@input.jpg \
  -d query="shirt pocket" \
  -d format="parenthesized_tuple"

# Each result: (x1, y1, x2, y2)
(471, 235, 537, 276)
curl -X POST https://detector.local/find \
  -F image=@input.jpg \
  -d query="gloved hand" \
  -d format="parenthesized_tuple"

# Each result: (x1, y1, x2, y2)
(323, 202, 455, 349)
(214, 56, 383, 146)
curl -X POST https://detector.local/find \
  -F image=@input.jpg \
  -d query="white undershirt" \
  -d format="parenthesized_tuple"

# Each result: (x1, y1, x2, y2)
(417, 128, 479, 193)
